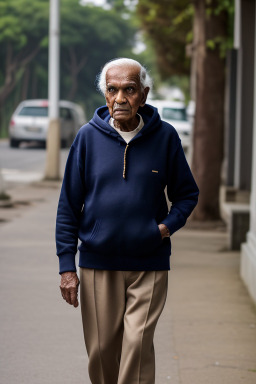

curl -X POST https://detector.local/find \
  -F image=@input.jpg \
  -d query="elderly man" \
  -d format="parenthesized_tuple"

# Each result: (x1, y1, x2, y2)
(56, 58, 199, 384)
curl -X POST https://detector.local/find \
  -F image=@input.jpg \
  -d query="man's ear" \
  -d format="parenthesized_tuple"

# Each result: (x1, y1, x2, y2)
(140, 87, 150, 107)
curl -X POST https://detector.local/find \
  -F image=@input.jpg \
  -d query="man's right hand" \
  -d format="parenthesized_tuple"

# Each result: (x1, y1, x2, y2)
(60, 271, 80, 308)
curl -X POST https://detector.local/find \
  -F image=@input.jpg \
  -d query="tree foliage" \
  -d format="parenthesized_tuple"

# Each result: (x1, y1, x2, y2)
(137, 0, 193, 78)
(0, 0, 136, 136)
(204, 0, 234, 57)
(0, 0, 48, 104)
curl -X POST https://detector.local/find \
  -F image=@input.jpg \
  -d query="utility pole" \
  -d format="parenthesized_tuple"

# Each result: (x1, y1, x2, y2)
(44, 0, 60, 180)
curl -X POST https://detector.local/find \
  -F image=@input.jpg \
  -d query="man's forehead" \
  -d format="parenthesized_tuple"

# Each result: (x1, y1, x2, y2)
(106, 65, 141, 83)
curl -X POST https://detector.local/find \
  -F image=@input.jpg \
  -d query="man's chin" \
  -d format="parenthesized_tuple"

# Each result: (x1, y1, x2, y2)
(113, 114, 131, 123)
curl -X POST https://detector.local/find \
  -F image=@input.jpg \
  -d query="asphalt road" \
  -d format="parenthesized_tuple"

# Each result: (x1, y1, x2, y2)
(0, 140, 69, 189)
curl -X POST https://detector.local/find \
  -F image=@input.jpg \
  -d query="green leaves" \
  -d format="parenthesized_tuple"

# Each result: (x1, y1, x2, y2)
(137, 0, 234, 77)
(205, 0, 234, 57)
(0, 0, 48, 46)
(0, 0, 137, 130)
(137, 0, 192, 77)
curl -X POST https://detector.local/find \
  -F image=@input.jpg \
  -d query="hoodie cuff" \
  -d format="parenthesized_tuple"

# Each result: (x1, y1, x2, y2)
(59, 253, 77, 275)
(161, 212, 186, 236)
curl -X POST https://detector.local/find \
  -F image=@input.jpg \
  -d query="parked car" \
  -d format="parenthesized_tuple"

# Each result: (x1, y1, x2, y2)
(148, 100, 192, 150)
(9, 99, 86, 148)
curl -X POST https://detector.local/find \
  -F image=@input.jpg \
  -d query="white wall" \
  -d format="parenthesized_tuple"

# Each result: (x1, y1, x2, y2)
(241, 2, 256, 303)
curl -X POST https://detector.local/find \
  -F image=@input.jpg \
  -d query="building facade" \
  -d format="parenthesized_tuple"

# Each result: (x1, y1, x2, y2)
(224, 0, 256, 302)
(241, 0, 256, 303)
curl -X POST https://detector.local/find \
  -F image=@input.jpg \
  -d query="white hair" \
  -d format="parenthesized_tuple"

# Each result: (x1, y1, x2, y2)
(97, 58, 152, 94)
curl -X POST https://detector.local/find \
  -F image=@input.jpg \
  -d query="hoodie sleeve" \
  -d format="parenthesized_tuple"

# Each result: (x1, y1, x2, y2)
(55, 141, 86, 274)
(161, 133, 199, 236)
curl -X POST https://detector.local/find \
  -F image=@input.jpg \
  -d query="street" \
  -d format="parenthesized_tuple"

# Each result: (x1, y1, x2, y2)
(0, 140, 69, 190)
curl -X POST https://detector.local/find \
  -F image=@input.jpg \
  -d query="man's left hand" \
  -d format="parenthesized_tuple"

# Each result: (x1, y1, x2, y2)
(158, 224, 170, 239)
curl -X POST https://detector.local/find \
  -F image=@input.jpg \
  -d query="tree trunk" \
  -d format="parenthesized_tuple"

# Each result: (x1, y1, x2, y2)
(31, 67, 38, 99)
(21, 66, 30, 101)
(66, 47, 87, 100)
(191, 0, 228, 220)
(0, 43, 40, 106)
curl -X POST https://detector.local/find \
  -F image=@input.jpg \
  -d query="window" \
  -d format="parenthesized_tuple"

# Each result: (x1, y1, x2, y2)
(162, 107, 187, 121)
(60, 107, 72, 120)
(18, 106, 48, 117)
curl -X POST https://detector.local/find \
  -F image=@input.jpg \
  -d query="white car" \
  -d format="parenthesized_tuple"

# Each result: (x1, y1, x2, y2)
(9, 99, 86, 148)
(148, 100, 192, 150)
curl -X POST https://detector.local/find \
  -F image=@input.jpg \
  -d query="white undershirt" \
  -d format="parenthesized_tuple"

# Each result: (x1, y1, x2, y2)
(109, 114, 144, 143)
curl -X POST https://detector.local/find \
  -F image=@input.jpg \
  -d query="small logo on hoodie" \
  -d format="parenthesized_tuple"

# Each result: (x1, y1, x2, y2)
(152, 170, 159, 173)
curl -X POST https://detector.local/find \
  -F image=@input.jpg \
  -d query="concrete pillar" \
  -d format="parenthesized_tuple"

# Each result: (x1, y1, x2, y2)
(234, 0, 255, 191)
(241, 1, 256, 303)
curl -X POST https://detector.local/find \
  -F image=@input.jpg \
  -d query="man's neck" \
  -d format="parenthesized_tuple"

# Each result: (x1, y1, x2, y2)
(113, 115, 140, 132)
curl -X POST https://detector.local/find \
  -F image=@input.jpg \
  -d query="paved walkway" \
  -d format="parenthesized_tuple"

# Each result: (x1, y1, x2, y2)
(0, 181, 256, 384)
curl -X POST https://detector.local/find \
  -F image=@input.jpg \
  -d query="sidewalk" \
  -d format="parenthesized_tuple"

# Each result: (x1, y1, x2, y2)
(160, 228, 256, 384)
(0, 181, 256, 384)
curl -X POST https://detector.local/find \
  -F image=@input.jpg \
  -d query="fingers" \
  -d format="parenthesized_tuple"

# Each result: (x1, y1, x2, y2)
(70, 289, 79, 308)
(60, 272, 80, 307)
(60, 286, 79, 307)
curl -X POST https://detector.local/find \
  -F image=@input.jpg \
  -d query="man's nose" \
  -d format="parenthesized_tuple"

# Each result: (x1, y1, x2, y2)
(115, 90, 126, 104)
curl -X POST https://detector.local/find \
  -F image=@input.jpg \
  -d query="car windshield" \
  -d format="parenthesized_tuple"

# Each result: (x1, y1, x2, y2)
(18, 106, 48, 117)
(162, 107, 187, 121)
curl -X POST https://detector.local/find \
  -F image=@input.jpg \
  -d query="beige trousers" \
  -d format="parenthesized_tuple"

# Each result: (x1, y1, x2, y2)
(80, 268, 168, 384)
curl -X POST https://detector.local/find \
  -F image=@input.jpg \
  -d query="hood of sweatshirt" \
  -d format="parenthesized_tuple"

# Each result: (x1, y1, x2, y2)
(89, 103, 162, 143)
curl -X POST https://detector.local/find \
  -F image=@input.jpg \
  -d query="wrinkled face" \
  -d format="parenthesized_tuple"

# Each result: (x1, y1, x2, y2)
(105, 65, 149, 125)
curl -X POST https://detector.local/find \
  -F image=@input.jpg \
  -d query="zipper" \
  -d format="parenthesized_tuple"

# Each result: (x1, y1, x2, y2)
(123, 144, 129, 179)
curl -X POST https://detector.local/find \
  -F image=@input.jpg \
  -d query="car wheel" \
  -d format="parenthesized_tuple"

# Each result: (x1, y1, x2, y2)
(61, 138, 67, 148)
(10, 138, 20, 148)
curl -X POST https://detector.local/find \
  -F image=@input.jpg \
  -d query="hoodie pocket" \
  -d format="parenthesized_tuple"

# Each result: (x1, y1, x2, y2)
(123, 218, 163, 257)
(83, 218, 119, 254)
(82, 217, 163, 257)
(88, 220, 101, 242)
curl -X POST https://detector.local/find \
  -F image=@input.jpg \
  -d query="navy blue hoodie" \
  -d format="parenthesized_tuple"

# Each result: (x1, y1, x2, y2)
(56, 104, 199, 273)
